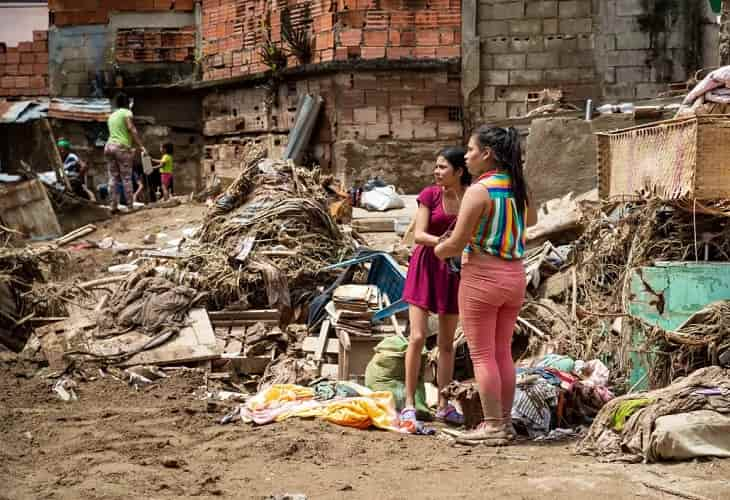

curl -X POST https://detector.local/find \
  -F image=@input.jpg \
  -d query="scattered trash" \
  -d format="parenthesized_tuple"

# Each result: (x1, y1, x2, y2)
(53, 377, 78, 402)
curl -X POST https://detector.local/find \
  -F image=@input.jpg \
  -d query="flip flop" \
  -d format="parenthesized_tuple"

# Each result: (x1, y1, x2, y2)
(434, 404, 464, 426)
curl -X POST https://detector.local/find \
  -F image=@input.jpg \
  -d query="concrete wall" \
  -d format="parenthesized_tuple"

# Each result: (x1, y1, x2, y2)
(49, 25, 107, 97)
(0, 4, 48, 46)
(469, 0, 705, 120)
(202, 68, 463, 192)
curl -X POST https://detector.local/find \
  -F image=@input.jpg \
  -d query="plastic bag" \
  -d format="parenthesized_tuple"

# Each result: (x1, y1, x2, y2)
(141, 151, 154, 175)
(361, 185, 405, 212)
(364, 336, 428, 414)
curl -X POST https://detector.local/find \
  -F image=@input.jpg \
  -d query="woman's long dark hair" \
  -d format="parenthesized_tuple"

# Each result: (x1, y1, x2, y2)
(439, 146, 472, 186)
(472, 125, 528, 214)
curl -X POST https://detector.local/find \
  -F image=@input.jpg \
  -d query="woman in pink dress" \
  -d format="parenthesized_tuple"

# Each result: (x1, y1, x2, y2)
(399, 147, 471, 426)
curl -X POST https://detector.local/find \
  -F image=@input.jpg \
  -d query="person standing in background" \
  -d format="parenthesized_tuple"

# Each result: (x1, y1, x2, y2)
(104, 92, 146, 213)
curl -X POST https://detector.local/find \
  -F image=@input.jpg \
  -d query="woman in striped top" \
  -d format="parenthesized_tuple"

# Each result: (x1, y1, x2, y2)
(435, 126, 537, 443)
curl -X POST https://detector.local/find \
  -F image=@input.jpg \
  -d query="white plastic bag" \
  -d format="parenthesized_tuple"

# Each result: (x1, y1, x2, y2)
(141, 152, 154, 175)
(360, 185, 405, 212)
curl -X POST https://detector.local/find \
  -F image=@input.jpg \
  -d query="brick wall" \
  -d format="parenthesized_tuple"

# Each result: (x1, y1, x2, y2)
(48, 0, 194, 27)
(0, 31, 49, 98)
(202, 68, 462, 192)
(115, 26, 196, 63)
(201, 0, 462, 81)
(472, 0, 695, 120)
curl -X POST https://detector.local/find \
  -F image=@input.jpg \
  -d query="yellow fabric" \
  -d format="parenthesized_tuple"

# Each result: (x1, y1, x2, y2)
(248, 384, 314, 410)
(288, 391, 399, 431)
(248, 383, 399, 431)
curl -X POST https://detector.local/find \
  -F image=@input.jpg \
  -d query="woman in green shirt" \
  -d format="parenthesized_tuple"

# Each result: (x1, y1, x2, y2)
(104, 93, 146, 212)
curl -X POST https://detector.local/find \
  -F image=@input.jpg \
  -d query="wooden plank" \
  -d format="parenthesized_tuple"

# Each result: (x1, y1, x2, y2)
(314, 319, 330, 362)
(121, 308, 220, 366)
(208, 309, 280, 321)
(41, 118, 72, 191)
(302, 336, 339, 354)
(227, 355, 271, 375)
(352, 218, 395, 233)
(209, 319, 280, 327)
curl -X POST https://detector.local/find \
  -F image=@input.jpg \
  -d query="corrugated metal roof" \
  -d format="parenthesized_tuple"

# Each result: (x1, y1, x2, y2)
(48, 98, 111, 122)
(0, 100, 48, 124)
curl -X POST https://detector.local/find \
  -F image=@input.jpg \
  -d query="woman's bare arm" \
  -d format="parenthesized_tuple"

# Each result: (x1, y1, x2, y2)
(413, 204, 440, 247)
(125, 115, 146, 152)
(435, 185, 488, 259)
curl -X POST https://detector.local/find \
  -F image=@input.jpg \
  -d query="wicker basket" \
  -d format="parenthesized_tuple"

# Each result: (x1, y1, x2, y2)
(597, 115, 730, 201)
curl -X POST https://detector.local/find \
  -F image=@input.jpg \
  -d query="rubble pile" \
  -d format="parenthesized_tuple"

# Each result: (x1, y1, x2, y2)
(187, 154, 355, 311)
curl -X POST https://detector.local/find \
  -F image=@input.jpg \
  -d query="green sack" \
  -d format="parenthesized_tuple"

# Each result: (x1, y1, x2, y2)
(364, 335, 429, 414)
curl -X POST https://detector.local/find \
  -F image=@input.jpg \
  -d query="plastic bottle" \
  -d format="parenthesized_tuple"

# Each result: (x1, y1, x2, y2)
(596, 102, 635, 114)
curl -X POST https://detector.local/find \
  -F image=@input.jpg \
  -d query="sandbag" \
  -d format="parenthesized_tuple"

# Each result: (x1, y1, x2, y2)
(364, 335, 428, 414)
(648, 410, 730, 462)
(361, 185, 405, 212)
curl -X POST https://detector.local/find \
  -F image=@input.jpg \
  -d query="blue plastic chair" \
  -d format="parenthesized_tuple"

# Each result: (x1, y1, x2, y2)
(323, 250, 407, 321)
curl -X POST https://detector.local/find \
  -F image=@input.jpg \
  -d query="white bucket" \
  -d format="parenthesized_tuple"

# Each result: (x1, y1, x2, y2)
(141, 152, 154, 175)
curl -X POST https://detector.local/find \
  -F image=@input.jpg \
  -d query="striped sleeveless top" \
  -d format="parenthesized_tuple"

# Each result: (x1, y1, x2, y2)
(466, 170, 526, 260)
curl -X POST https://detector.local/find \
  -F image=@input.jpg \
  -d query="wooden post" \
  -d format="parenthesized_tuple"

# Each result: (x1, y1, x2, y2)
(42, 118, 73, 191)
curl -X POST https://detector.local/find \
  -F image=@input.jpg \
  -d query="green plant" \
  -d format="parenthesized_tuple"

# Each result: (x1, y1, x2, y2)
(281, 6, 313, 65)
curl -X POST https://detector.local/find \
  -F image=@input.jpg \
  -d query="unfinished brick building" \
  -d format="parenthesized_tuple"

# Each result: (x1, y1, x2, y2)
(5, 0, 716, 193)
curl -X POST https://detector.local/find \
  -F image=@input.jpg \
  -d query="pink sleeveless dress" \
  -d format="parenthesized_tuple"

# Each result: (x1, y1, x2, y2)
(402, 185, 460, 315)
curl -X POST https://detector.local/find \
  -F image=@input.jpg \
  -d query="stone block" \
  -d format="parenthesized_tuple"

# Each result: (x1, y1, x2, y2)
(484, 37, 512, 54)
(558, 18, 592, 34)
(478, 20, 510, 37)
(527, 51, 560, 69)
(603, 67, 616, 84)
(604, 50, 649, 67)
(509, 69, 543, 84)
(510, 36, 544, 52)
(602, 82, 637, 100)
(496, 86, 534, 102)
(492, 2, 525, 19)
(480, 101, 508, 118)
(437, 121, 462, 138)
(493, 53, 526, 69)
(616, 32, 651, 50)
(509, 19, 544, 35)
(401, 105, 425, 121)
(577, 33, 595, 50)
(544, 35, 578, 51)
(482, 69, 510, 85)
(543, 18, 559, 34)
(526, 1, 557, 17)
(482, 85, 497, 101)
(480, 53, 494, 68)
(616, 0, 645, 16)
(413, 121, 438, 139)
(558, 0, 591, 18)
(615, 66, 650, 83)
(507, 101, 527, 117)
(365, 123, 391, 140)
(391, 119, 415, 139)
(354, 106, 379, 124)
(559, 50, 595, 68)
(544, 67, 595, 83)
(597, 34, 616, 51)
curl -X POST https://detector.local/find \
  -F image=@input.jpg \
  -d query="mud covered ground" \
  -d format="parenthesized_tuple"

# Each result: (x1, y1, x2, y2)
(1, 364, 729, 500)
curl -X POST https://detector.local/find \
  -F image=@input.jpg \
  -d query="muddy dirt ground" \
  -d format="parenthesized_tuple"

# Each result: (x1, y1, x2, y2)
(3, 204, 730, 499)
(2, 364, 729, 500)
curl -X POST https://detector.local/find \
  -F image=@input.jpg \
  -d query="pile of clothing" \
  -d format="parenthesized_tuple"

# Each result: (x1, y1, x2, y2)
(578, 367, 730, 463)
(512, 355, 614, 437)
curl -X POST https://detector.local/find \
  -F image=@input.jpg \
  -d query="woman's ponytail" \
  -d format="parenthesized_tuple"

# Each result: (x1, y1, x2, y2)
(472, 125, 529, 215)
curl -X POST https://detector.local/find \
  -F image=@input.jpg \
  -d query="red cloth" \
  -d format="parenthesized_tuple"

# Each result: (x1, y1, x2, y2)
(402, 185, 460, 315)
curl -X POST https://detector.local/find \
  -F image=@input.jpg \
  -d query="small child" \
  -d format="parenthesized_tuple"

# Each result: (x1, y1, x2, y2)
(153, 142, 174, 201)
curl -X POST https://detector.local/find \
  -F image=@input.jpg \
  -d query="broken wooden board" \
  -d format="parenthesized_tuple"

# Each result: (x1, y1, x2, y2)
(121, 309, 220, 367)
(208, 309, 280, 327)
(38, 308, 221, 369)
(302, 336, 339, 354)
(538, 265, 576, 299)
(352, 218, 395, 233)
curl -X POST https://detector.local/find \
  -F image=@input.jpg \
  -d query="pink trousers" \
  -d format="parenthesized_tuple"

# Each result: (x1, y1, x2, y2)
(458, 252, 526, 424)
